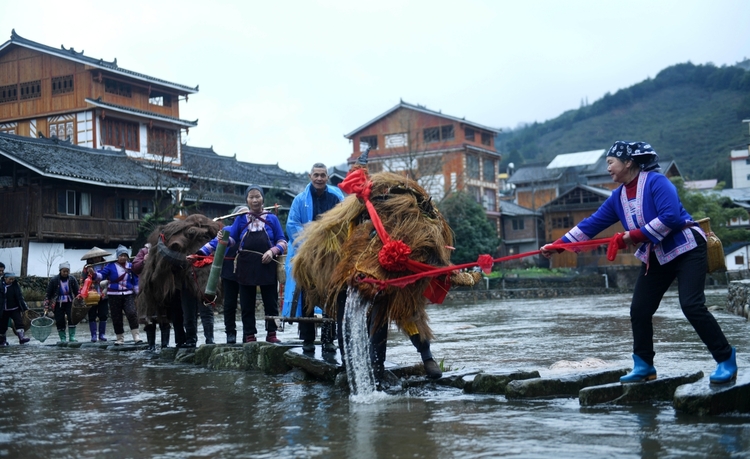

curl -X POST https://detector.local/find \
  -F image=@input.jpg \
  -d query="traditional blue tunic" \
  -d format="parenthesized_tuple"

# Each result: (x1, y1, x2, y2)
(562, 171, 705, 265)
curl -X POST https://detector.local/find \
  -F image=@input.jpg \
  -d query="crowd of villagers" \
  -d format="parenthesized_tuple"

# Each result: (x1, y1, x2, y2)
(6, 140, 735, 387)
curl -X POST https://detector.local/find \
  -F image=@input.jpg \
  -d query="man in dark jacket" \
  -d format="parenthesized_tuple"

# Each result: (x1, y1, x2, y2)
(2, 272, 30, 345)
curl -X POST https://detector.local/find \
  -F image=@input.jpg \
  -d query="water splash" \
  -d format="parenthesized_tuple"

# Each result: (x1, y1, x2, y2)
(342, 288, 387, 403)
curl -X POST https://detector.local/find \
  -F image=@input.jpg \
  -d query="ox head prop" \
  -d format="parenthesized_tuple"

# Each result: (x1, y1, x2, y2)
(137, 214, 223, 322)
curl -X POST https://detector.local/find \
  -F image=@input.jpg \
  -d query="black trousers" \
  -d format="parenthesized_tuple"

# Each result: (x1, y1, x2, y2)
(169, 292, 185, 346)
(87, 298, 108, 322)
(630, 234, 732, 365)
(298, 290, 335, 344)
(222, 278, 240, 336)
(53, 301, 73, 331)
(181, 291, 214, 344)
(238, 284, 278, 337)
(109, 295, 138, 335)
(0, 309, 23, 334)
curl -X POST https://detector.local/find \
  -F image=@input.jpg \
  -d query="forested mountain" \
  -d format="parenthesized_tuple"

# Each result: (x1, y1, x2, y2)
(497, 62, 750, 185)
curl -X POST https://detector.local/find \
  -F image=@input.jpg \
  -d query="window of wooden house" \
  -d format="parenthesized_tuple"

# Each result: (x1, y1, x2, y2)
(735, 255, 744, 266)
(483, 188, 496, 211)
(551, 216, 572, 229)
(367, 161, 383, 173)
(423, 127, 440, 143)
(512, 218, 525, 231)
(466, 154, 480, 179)
(418, 155, 442, 173)
(424, 125, 455, 144)
(481, 132, 492, 147)
(51, 75, 74, 96)
(102, 118, 139, 150)
(465, 128, 475, 141)
(141, 200, 154, 216)
(57, 190, 91, 216)
(50, 120, 75, 140)
(149, 92, 172, 107)
(441, 125, 455, 141)
(0, 123, 17, 135)
(116, 198, 140, 220)
(745, 158, 750, 165)
(385, 132, 408, 148)
(482, 158, 496, 182)
(467, 185, 481, 204)
(104, 79, 132, 98)
(360, 135, 378, 150)
(19, 80, 41, 100)
(148, 127, 178, 157)
(0, 84, 18, 104)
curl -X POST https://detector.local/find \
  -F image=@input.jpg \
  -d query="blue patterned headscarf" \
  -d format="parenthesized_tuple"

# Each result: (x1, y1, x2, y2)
(606, 141, 660, 172)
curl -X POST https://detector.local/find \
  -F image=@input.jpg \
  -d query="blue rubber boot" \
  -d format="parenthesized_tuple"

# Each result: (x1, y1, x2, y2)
(620, 354, 657, 383)
(710, 348, 737, 384)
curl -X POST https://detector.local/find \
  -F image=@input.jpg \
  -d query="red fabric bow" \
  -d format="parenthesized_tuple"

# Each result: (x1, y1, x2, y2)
(606, 232, 627, 261)
(379, 240, 412, 272)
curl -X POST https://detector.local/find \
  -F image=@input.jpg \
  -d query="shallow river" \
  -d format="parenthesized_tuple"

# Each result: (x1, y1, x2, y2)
(1, 291, 748, 458)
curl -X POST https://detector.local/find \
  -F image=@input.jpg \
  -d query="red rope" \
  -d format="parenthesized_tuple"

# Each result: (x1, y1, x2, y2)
(358, 235, 624, 291)
(339, 166, 629, 300)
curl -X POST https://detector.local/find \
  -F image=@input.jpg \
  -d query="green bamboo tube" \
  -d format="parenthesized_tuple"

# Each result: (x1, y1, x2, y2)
(205, 229, 230, 299)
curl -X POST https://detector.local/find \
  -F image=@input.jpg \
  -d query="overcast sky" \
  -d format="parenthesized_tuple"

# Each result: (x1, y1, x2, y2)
(2, 1, 748, 173)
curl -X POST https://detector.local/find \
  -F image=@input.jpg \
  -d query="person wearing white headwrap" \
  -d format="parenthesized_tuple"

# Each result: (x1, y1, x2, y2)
(45, 261, 80, 343)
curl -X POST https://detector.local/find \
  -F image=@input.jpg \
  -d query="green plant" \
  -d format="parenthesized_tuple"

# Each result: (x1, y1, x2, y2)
(21, 287, 46, 302)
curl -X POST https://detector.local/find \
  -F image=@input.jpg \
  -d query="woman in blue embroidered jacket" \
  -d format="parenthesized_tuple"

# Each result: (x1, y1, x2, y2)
(89, 245, 141, 345)
(199, 185, 287, 343)
(541, 141, 737, 385)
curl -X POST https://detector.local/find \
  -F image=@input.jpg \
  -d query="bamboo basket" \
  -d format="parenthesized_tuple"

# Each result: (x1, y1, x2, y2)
(71, 297, 90, 325)
(22, 309, 39, 331)
(696, 218, 726, 273)
(276, 254, 286, 285)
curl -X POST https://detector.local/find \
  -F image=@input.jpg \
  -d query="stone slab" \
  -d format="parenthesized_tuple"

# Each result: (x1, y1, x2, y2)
(506, 368, 629, 399)
(435, 369, 483, 389)
(259, 344, 295, 374)
(464, 370, 541, 394)
(207, 347, 250, 371)
(194, 344, 218, 366)
(160, 347, 178, 360)
(284, 348, 339, 382)
(673, 372, 750, 416)
(579, 371, 704, 406)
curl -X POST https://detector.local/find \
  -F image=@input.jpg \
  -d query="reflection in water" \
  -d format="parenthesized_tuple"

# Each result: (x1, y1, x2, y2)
(0, 292, 748, 458)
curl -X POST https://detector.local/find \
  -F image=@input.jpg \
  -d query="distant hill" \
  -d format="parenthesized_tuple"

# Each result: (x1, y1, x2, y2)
(497, 62, 750, 185)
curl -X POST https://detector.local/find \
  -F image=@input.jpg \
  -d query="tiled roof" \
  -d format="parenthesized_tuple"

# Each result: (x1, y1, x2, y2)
(0, 132, 165, 188)
(724, 241, 750, 255)
(344, 99, 501, 138)
(0, 30, 198, 94)
(499, 200, 541, 216)
(507, 163, 563, 185)
(181, 144, 309, 194)
(85, 98, 198, 128)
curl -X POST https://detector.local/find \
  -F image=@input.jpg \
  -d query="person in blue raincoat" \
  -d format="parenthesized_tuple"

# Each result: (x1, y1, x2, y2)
(282, 163, 344, 353)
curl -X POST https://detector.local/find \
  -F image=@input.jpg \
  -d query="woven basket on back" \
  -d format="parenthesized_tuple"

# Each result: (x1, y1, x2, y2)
(22, 309, 39, 331)
(696, 218, 726, 273)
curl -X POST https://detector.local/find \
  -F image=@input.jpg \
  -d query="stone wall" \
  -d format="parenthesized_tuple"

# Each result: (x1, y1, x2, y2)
(727, 280, 750, 320)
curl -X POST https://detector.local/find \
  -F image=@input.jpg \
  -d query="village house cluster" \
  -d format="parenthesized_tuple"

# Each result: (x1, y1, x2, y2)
(1, 30, 749, 276)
